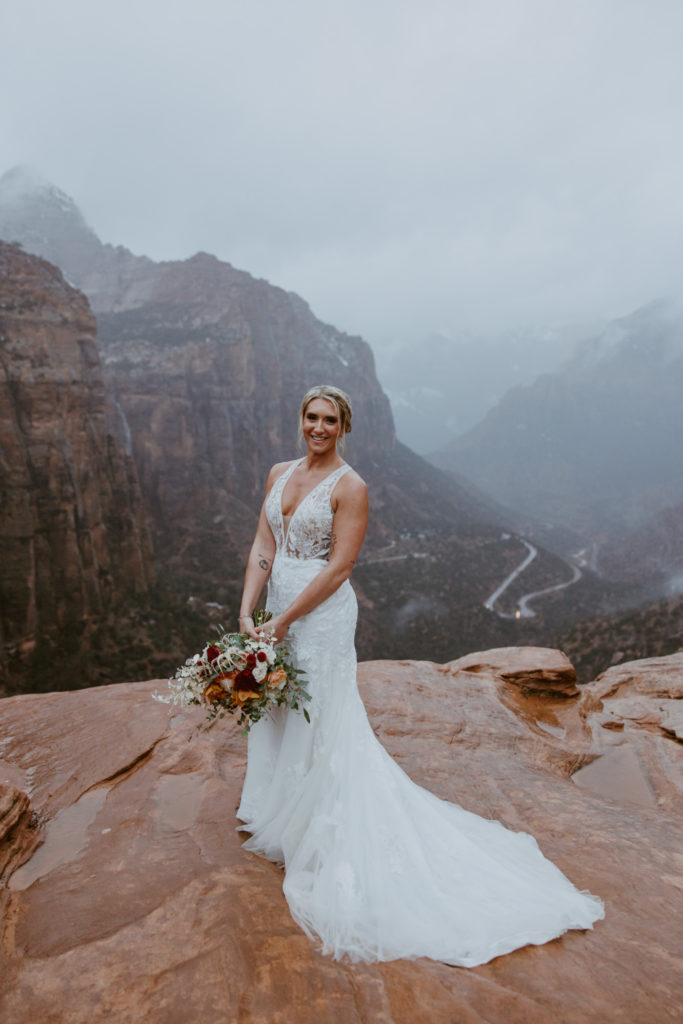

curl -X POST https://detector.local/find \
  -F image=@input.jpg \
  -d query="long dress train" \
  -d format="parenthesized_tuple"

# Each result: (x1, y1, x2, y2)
(237, 459, 604, 967)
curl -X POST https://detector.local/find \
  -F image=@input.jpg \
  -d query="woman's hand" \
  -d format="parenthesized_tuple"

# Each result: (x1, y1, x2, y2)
(257, 614, 289, 645)
(238, 615, 260, 641)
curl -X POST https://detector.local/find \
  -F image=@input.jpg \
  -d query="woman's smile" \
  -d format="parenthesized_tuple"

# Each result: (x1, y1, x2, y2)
(303, 398, 341, 451)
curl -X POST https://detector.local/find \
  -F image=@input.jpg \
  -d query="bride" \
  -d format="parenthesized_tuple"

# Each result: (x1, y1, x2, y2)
(236, 384, 604, 967)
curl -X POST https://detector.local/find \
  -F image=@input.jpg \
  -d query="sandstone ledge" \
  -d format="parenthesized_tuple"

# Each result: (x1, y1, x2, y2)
(450, 645, 579, 697)
(0, 649, 681, 1023)
(0, 785, 40, 882)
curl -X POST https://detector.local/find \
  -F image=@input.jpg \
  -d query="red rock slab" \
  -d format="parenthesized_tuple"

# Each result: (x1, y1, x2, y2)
(450, 646, 579, 697)
(0, 654, 681, 1023)
(576, 651, 683, 815)
(593, 651, 683, 700)
(0, 784, 40, 881)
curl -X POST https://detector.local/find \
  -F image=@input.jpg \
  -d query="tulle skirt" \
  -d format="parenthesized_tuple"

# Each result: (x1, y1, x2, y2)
(237, 554, 604, 966)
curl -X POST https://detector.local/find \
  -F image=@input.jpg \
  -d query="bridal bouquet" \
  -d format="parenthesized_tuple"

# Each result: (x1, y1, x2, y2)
(155, 612, 310, 734)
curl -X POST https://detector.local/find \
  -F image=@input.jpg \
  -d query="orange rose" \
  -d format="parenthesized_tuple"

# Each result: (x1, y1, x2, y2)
(203, 681, 229, 704)
(231, 689, 262, 706)
(267, 668, 288, 691)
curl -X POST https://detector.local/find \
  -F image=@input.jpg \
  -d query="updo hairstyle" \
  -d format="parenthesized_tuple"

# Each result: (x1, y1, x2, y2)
(298, 385, 353, 453)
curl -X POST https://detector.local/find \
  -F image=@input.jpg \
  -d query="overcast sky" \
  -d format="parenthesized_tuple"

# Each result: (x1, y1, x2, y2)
(1, 0, 682, 347)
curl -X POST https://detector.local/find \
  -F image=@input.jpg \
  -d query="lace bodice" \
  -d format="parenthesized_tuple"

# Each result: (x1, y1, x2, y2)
(266, 458, 351, 560)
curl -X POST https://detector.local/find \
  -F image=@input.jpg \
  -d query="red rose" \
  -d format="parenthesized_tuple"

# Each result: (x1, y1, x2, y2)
(256, 651, 267, 662)
(234, 669, 256, 688)
(206, 644, 221, 663)
(246, 653, 257, 668)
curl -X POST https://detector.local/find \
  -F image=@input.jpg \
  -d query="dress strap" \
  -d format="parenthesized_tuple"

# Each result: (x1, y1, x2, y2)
(273, 458, 303, 497)
(319, 462, 351, 499)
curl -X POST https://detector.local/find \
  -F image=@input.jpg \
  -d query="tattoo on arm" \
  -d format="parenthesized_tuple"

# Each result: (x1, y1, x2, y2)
(258, 553, 271, 571)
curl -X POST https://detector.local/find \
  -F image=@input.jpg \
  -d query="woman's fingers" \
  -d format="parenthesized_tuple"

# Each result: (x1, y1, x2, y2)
(256, 616, 287, 644)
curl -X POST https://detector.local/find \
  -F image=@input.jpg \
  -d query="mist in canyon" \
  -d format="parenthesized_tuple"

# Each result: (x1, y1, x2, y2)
(2, 167, 682, 697)
(2, 1, 683, 340)
(2, 0, 683, 691)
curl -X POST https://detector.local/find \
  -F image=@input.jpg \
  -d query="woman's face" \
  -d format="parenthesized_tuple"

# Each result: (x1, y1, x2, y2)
(302, 397, 341, 455)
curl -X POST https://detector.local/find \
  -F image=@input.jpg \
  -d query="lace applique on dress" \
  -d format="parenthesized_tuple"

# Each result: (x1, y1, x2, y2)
(266, 459, 351, 560)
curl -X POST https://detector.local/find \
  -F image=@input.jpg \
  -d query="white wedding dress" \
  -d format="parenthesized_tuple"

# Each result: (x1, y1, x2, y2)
(237, 459, 604, 967)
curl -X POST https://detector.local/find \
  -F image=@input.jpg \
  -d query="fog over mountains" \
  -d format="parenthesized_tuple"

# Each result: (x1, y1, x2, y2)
(1, 166, 569, 694)
(376, 321, 602, 454)
(431, 299, 683, 537)
(1, 165, 681, 693)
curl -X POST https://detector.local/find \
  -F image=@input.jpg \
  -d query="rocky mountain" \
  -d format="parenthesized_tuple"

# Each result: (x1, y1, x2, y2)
(376, 323, 590, 454)
(430, 300, 683, 539)
(2, 167, 615, 690)
(0, 166, 154, 311)
(0, 242, 154, 693)
(1, 648, 681, 1021)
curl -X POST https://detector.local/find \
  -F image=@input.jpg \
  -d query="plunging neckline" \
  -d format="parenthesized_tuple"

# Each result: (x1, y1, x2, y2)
(280, 458, 346, 543)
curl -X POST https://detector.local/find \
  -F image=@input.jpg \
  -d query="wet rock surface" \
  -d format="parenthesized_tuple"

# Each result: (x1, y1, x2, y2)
(1, 648, 681, 1022)
(573, 652, 683, 814)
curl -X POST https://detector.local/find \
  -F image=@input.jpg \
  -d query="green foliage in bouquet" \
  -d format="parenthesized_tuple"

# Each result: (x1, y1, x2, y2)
(154, 611, 310, 735)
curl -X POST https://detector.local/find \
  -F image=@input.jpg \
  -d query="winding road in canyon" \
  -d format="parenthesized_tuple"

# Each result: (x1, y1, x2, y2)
(484, 539, 538, 616)
(484, 538, 583, 619)
(517, 564, 583, 617)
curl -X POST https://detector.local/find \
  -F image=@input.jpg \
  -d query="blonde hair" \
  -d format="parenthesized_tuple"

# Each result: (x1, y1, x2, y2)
(298, 385, 353, 453)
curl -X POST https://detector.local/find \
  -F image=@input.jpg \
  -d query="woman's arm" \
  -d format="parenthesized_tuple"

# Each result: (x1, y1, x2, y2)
(262, 473, 368, 643)
(238, 463, 287, 639)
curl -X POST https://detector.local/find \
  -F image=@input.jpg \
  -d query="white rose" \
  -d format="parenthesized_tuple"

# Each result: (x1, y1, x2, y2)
(252, 661, 268, 683)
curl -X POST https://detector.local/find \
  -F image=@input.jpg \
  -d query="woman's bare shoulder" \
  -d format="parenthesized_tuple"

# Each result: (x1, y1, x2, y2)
(335, 466, 368, 502)
(342, 465, 367, 489)
(266, 459, 298, 489)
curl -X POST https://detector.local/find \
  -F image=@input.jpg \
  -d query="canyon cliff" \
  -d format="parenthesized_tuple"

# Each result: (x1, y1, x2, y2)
(0, 242, 154, 693)
(92, 251, 515, 607)
(1, 648, 681, 1022)
(2, 167, 607, 690)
